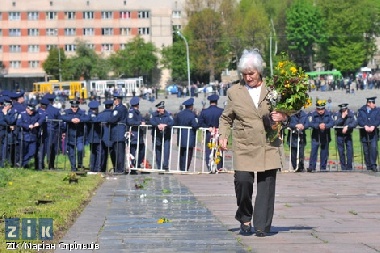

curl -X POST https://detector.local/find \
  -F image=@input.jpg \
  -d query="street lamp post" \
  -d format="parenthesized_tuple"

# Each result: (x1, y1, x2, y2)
(176, 30, 190, 96)
(56, 29, 62, 81)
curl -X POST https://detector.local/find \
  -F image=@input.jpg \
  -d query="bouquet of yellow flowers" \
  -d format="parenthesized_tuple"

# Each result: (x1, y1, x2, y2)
(206, 128, 222, 173)
(265, 53, 312, 141)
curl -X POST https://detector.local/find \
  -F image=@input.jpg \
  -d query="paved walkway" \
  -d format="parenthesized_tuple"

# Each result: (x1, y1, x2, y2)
(56, 169, 380, 253)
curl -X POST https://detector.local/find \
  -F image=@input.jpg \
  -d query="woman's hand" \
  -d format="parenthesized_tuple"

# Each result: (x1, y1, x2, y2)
(271, 111, 287, 122)
(219, 138, 228, 151)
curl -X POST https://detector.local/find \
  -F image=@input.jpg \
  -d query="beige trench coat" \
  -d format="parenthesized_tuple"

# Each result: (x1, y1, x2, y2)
(218, 82, 284, 172)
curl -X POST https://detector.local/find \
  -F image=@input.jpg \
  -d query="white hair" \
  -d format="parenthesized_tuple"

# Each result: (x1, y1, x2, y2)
(237, 49, 264, 74)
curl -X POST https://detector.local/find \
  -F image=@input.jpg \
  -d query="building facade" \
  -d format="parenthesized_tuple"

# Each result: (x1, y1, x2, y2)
(0, 0, 186, 91)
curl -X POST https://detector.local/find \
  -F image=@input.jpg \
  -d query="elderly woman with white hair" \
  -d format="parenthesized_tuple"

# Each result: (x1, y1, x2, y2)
(218, 49, 287, 237)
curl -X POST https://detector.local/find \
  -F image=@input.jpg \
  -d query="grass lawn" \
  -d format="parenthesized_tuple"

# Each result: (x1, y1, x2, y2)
(0, 167, 104, 252)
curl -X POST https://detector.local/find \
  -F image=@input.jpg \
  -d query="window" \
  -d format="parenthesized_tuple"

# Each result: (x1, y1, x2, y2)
(9, 12, 21, 21)
(87, 44, 95, 49)
(9, 45, 21, 52)
(46, 29, 58, 36)
(0, 45, 3, 52)
(65, 12, 76, 19)
(9, 29, 21, 36)
(172, 11, 181, 18)
(28, 45, 40, 53)
(46, 12, 57, 20)
(28, 29, 39, 36)
(83, 28, 94, 36)
(83, 11, 94, 19)
(101, 11, 113, 19)
(101, 44, 113, 52)
(138, 27, 150, 35)
(120, 44, 126, 50)
(138, 11, 150, 19)
(10, 61, 21, 68)
(101, 28, 113, 35)
(120, 11, 130, 19)
(29, 61, 39, 68)
(28, 12, 39, 20)
(173, 25, 182, 31)
(46, 44, 58, 51)
(120, 28, 131, 35)
(65, 44, 76, 52)
(64, 28, 76, 36)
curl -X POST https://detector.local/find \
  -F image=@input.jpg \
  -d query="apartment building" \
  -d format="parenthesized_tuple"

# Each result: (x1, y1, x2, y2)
(0, 0, 186, 91)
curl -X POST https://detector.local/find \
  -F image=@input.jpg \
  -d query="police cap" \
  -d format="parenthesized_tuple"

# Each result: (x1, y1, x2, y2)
(207, 94, 219, 102)
(316, 100, 326, 109)
(113, 93, 123, 99)
(155, 101, 165, 109)
(130, 96, 139, 106)
(10, 91, 25, 99)
(70, 100, 80, 107)
(40, 98, 50, 106)
(2, 96, 12, 106)
(88, 100, 100, 109)
(103, 100, 114, 106)
(338, 103, 348, 110)
(182, 98, 194, 106)
(43, 93, 56, 101)
(366, 96, 377, 103)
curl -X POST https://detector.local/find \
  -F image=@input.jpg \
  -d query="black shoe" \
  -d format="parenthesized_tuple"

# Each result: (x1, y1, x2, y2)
(239, 223, 253, 236)
(371, 167, 379, 172)
(307, 168, 313, 172)
(255, 230, 266, 237)
(295, 168, 304, 172)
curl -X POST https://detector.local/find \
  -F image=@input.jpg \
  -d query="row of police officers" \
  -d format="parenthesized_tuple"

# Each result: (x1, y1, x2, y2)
(0, 90, 225, 173)
(287, 96, 380, 172)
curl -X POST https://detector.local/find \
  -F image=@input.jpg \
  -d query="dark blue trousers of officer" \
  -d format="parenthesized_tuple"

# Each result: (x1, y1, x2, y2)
(155, 140, 170, 170)
(337, 135, 353, 170)
(205, 132, 223, 171)
(21, 140, 37, 168)
(309, 141, 329, 171)
(111, 141, 125, 173)
(46, 131, 59, 169)
(180, 147, 194, 171)
(362, 138, 378, 171)
(89, 143, 102, 172)
(290, 145, 305, 171)
(67, 136, 84, 171)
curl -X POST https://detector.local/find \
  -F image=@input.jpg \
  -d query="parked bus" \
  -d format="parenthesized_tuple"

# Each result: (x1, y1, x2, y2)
(33, 80, 88, 100)
(87, 76, 143, 98)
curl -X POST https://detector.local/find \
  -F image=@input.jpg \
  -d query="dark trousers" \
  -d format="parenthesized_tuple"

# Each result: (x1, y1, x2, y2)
(362, 139, 378, 170)
(179, 147, 194, 171)
(290, 144, 305, 171)
(67, 138, 84, 171)
(337, 135, 353, 170)
(111, 141, 125, 172)
(155, 140, 170, 169)
(234, 169, 277, 233)
(309, 141, 329, 170)
(89, 142, 102, 172)
(130, 143, 145, 168)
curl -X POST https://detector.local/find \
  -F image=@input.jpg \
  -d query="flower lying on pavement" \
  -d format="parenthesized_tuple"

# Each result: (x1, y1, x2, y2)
(157, 217, 170, 224)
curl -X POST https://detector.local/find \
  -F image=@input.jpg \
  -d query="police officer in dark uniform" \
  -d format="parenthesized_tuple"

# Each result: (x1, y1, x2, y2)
(287, 110, 308, 172)
(38, 94, 61, 170)
(60, 100, 89, 171)
(357, 97, 380, 172)
(16, 102, 46, 169)
(95, 100, 114, 172)
(334, 103, 358, 170)
(0, 96, 16, 167)
(9, 91, 26, 166)
(198, 94, 224, 172)
(87, 100, 102, 172)
(150, 101, 174, 170)
(175, 97, 199, 171)
(307, 100, 334, 172)
(127, 97, 146, 170)
(108, 94, 127, 173)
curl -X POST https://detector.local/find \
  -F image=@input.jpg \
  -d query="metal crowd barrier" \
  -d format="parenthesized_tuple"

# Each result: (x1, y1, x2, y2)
(5, 119, 378, 173)
(285, 126, 378, 172)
